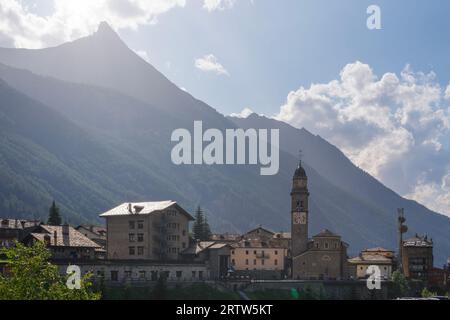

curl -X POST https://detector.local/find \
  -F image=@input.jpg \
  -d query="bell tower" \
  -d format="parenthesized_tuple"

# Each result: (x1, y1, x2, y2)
(291, 153, 309, 257)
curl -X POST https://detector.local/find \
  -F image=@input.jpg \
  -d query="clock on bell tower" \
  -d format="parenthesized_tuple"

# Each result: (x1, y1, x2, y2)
(291, 157, 309, 257)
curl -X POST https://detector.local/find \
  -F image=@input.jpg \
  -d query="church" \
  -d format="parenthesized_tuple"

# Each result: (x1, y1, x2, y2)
(290, 160, 349, 280)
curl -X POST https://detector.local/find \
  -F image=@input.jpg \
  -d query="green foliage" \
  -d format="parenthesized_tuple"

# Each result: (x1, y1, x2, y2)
(421, 288, 437, 298)
(391, 271, 410, 298)
(47, 200, 62, 226)
(192, 206, 212, 241)
(0, 241, 100, 300)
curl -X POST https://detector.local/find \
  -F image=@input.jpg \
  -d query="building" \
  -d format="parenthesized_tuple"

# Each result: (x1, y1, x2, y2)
(402, 234, 434, 280)
(348, 247, 395, 280)
(100, 201, 194, 261)
(23, 224, 100, 260)
(0, 219, 40, 248)
(181, 241, 231, 280)
(230, 239, 288, 279)
(76, 225, 107, 248)
(291, 161, 349, 280)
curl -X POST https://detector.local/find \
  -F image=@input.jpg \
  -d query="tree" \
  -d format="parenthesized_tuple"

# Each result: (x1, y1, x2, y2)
(421, 288, 437, 298)
(391, 271, 410, 298)
(192, 206, 213, 241)
(47, 201, 62, 226)
(0, 241, 100, 300)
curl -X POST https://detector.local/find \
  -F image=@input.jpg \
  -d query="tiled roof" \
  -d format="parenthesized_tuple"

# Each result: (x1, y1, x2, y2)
(76, 225, 107, 237)
(313, 229, 340, 238)
(348, 254, 393, 264)
(100, 201, 176, 217)
(364, 247, 393, 253)
(210, 233, 242, 241)
(232, 239, 285, 249)
(30, 225, 100, 248)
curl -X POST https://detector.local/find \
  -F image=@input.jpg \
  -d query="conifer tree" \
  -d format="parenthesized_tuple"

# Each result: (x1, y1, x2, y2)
(47, 201, 62, 226)
(193, 206, 205, 241)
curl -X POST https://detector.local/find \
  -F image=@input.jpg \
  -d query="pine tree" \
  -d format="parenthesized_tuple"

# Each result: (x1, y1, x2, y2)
(193, 206, 205, 241)
(47, 201, 62, 226)
(203, 215, 212, 240)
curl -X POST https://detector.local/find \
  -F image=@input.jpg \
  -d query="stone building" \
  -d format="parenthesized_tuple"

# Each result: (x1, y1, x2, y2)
(291, 161, 349, 280)
(402, 234, 434, 280)
(0, 219, 40, 248)
(348, 247, 395, 280)
(229, 238, 288, 279)
(100, 201, 193, 261)
(23, 224, 100, 260)
(76, 225, 107, 248)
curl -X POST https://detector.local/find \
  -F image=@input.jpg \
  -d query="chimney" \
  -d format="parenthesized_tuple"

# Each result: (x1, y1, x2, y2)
(20, 220, 26, 229)
(53, 231, 57, 245)
(62, 224, 70, 236)
(89, 225, 94, 232)
(128, 203, 133, 214)
(44, 234, 51, 247)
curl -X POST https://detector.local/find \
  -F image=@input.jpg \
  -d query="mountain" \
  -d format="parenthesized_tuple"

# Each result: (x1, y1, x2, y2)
(0, 23, 449, 264)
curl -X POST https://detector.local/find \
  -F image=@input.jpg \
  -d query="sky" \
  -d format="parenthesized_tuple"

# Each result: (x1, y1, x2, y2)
(1, 0, 450, 217)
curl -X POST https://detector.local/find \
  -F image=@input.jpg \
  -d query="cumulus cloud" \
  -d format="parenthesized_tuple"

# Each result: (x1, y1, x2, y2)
(276, 61, 450, 217)
(203, 0, 237, 11)
(0, 0, 186, 48)
(195, 54, 229, 76)
(230, 107, 254, 118)
(445, 83, 450, 99)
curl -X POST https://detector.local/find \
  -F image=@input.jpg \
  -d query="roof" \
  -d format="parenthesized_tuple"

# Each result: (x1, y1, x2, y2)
(348, 254, 393, 265)
(294, 162, 307, 178)
(232, 239, 286, 249)
(273, 232, 291, 239)
(210, 233, 242, 241)
(0, 219, 40, 230)
(29, 225, 100, 248)
(244, 226, 275, 236)
(313, 229, 340, 238)
(364, 247, 393, 253)
(76, 225, 107, 237)
(99, 201, 194, 220)
(181, 241, 230, 255)
(403, 235, 433, 247)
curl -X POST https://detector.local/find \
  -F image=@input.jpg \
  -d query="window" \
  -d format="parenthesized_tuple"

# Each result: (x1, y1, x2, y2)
(129, 247, 136, 255)
(274, 259, 278, 266)
(97, 270, 104, 278)
(275, 250, 278, 255)
(325, 242, 329, 249)
(129, 234, 135, 242)
(231, 250, 235, 255)
(138, 221, 144, 229)
(111, 271, 118, 282)
(246, 250, 249, 255)
(138, 234, 144, 242)
(138, 247, 144, 256)
(198, 271, 204, 280)
(315, 243, 320, 249)
(182, 242, 186, 249)
(176, 271, 182, 278)
(253, 259, 257, 266)
(254, 250, 257, 255)
(245, 259, 249, 265)
(124, 271, 132, 278)
(261, 259, 265, 266)
(151, 271, 158, 281)
(232, 259, 235, 265)
(139, 271, 146, 279)
(129, 221, 135, 229)
(192, 271, 196, 279)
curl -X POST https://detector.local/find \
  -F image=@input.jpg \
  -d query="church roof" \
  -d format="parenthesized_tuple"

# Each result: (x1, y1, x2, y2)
(294, 162, 307, 178)
(313, 229, 340, 238)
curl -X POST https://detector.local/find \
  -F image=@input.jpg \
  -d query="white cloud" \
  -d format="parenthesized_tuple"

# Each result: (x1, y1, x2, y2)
(0, 0, 186, 48)
(276, 61, 450, 217)
(195, 54, 229, 76)
(230, 107, 254, 118)
(203, 0, 236, 11)
(445, 83, 450, 99)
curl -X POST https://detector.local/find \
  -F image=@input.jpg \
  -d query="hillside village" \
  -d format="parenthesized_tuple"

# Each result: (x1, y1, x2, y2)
(1, 161, 449, 299)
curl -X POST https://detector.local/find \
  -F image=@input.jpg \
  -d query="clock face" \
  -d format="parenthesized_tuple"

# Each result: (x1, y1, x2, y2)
(293, 212, 307, 225)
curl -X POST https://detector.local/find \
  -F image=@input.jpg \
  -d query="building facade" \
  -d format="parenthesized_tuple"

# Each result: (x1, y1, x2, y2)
(348, 247, 394, 280)
(101, 201, 193, 261)
(0, 219, 40, 248)
(402, 235, 434, 280)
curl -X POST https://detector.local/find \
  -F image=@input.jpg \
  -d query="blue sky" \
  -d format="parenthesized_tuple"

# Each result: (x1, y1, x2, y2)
(2, 0, 450, 217)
